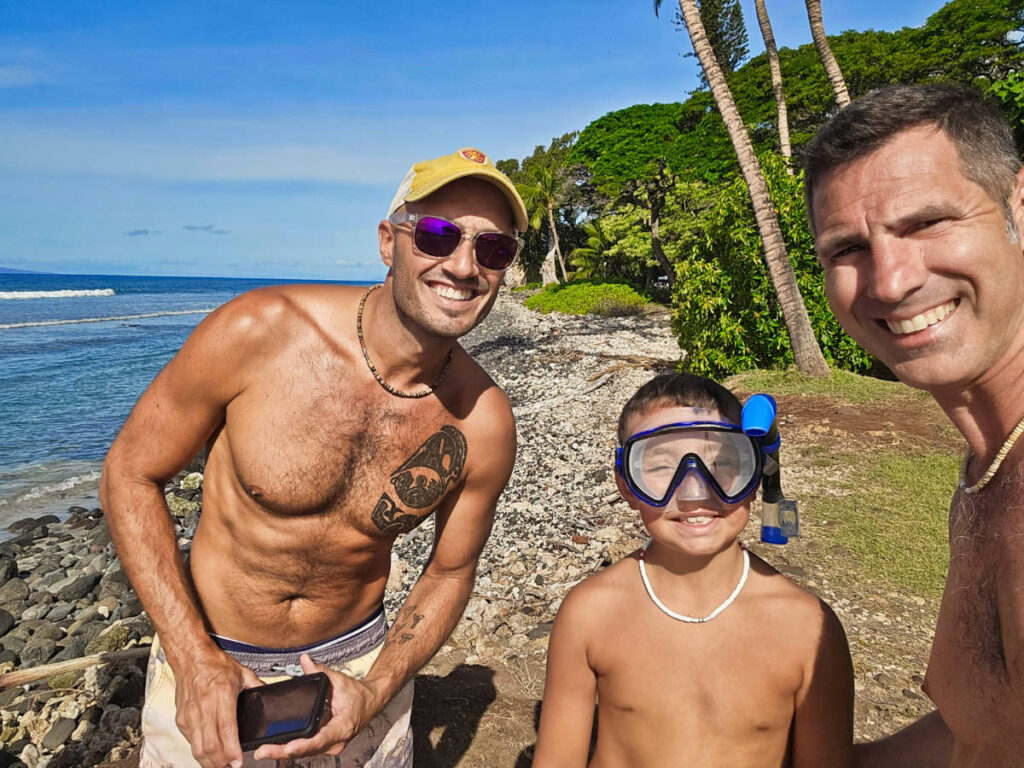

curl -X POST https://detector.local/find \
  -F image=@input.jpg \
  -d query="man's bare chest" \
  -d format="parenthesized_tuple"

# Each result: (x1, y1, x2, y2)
(218, 382, 468, 536)
(926, 496, 1022, 740)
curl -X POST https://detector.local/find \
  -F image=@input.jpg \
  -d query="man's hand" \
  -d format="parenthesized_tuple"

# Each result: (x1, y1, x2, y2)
(252, 653, 379, 761)
(173, 649, 263, 768)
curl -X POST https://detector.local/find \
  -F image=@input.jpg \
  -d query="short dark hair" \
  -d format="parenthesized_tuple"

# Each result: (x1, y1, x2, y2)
(617, 373, 742, 444)
(802, 84, 1021, 231)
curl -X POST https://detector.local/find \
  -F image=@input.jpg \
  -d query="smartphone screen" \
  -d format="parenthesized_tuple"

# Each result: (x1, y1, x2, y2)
(237, 673, 329, 749)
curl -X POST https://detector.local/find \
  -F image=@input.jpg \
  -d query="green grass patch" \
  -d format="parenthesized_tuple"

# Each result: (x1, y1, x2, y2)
(510, 282, 541, 293)
(727, 368, 932, 405)
(523, 280, 650, 316)
(813, 451, 955, 598)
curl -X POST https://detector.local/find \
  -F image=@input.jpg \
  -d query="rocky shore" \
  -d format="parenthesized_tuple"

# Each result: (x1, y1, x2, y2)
(0, 289, 940, 766)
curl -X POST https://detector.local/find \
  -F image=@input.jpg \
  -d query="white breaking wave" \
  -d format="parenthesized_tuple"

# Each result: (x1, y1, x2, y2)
(0, 288, 116, 300)
(0, 471, 102, 508)
(0, 308, 216, 330)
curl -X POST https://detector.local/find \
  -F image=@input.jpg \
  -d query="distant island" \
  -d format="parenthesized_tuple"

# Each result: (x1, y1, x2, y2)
(0, 267, 47, 274)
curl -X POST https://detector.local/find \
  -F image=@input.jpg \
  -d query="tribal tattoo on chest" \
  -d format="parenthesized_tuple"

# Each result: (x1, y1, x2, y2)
(371, 425, 468, 534)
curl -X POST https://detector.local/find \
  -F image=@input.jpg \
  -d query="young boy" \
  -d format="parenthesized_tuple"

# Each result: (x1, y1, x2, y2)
(533, 373, 853, 768)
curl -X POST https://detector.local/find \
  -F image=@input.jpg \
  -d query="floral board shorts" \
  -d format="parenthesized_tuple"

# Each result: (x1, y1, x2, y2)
(139, 606, 413, 768)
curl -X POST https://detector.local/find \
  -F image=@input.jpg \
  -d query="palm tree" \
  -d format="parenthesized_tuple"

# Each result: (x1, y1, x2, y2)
(516, 167, 570, 284)
(753, 0, 792, 171)
(804, 0, 850, 108)
(570, 219, 615, 279)
(656, 0, 830, 377)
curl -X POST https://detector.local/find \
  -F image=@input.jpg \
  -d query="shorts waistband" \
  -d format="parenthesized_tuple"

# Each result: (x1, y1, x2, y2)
(211, 605, 387, 676)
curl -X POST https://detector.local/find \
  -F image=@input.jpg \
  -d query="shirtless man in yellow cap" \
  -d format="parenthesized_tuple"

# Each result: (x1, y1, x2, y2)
(805, 85, 1024, 767)
(101, 148, 526, 767)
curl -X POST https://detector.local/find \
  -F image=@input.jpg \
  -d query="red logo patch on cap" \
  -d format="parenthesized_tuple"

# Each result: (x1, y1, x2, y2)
(460, 148, 487, 164)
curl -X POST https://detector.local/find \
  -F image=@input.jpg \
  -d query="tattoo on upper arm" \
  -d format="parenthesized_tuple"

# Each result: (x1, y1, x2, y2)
(371, 425, 468, 534)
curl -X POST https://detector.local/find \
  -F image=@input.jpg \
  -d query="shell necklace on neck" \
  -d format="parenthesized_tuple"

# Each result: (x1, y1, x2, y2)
(356, 284, 452, 399)
(638, 539, 749, 624)
(959, 413, 1024, 494)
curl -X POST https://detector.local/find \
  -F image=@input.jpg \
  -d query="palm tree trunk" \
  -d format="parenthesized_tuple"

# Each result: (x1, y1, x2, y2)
(754, 0, 792, 172)
(804, 0, 850, 108)
(676, 0, 830, 377)
(547, 204, 569, 281)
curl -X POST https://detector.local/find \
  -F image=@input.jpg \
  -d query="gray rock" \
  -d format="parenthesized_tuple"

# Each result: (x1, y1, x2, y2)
(0, 579, 28, 604)
(29, 623, 62, 642)
(0, 602, 27, 621)
(0, 557, 16, 585)
(41, 718, 77, 751)
(51, 636, 87, 663)
(0, 609, 14, 636)
(18, 605, 49, 622)
(18, 637, 56, 667)
(44, 603, 73, 622)
(0, 634, 26, 654)
(55, 573, 101, 603)
(97, 567, 132, 601)
(0, 648, 16, 664)
(6, 518, 40, 534)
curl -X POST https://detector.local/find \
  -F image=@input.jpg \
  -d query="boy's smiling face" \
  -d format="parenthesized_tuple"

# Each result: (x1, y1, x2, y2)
(617, 405, 751, 559)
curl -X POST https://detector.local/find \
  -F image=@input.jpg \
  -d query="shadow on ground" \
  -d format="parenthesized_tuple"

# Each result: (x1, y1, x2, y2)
(412, 664, 497, 767)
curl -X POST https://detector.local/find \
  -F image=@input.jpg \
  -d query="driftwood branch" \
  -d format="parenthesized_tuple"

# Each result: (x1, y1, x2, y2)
(0, 646, 150, 691)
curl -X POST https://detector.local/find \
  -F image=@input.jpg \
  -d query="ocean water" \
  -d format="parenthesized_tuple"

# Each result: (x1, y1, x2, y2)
(0, 273, 368, 528)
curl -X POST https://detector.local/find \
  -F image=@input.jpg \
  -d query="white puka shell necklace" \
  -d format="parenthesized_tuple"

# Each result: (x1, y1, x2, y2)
(638, 539, 750, 624)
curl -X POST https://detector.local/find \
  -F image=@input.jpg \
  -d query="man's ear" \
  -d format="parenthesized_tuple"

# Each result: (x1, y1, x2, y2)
(615, 472, 640, 511)
(1011, 167, 1024, 243)
(378, 220, 395, 267)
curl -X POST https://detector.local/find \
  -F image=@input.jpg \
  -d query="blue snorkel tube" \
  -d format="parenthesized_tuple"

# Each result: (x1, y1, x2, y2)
(742, 394, 799, 545)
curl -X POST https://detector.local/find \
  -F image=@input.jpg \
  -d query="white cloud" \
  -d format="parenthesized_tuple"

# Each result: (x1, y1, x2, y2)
(0, 65, 50, 88)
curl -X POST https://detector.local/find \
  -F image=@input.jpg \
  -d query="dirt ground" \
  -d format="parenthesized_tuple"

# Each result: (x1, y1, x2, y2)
(100, 385, 955, 768)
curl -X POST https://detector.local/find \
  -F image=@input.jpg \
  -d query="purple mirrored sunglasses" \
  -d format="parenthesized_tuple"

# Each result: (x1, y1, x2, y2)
(389, 213, 522, 271)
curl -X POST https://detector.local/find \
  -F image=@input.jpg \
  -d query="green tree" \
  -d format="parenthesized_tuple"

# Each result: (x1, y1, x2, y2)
(672, 0, 749, 84)
(656, 0, 831, 377)
(517, 166, 570, 283)
(673, 153, 871, 376)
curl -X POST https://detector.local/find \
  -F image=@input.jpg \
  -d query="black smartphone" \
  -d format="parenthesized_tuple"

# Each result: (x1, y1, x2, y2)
(237, 672, 331, 751)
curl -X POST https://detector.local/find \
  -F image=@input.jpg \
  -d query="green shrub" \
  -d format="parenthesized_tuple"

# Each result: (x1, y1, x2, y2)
(523, 280, 650, 316)
(671, 153, 873, 378)
(510, 282, 542, 292)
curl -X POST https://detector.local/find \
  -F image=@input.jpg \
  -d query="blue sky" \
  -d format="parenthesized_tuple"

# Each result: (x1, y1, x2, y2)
(0, 0, 947, 280)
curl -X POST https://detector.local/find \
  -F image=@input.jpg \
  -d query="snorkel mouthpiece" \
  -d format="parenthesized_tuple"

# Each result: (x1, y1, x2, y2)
(742, 394, 794, 545)
(742, 394, 780, 452)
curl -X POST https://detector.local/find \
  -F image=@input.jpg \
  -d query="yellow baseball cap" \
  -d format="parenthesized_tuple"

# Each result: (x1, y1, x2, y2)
(386, 147, 528, 232)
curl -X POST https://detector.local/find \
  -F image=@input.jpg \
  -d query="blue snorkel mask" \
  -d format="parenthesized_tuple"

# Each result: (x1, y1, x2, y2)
(615, 394, 798, 545)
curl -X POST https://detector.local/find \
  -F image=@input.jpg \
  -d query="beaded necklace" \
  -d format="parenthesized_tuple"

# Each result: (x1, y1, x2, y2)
(356, 284, 452, 399)
(959, 414, 1024, 494)
(638, 539, 750, 624)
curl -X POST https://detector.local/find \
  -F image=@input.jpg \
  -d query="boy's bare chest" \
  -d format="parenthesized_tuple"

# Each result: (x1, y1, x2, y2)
(220, 377, 468, 536)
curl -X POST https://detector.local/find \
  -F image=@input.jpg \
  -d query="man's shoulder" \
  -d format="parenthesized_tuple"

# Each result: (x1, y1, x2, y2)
(201, 283, 361, 345)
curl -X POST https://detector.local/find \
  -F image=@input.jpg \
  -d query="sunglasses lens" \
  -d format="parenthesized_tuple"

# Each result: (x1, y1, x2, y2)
(475, 233, 519, 270)
(414, 217, 461, 257)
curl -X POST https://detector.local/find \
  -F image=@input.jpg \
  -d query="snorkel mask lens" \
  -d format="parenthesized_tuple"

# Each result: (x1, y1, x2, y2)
(617, 423, 762, 506)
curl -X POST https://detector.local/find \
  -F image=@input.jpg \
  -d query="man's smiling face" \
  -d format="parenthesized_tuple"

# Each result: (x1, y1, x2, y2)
(380, 177, 512, 341)
(812, 125, 1024, 394)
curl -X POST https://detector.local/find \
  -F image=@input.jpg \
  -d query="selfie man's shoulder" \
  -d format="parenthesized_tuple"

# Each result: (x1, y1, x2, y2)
(207, 284, 360, 344)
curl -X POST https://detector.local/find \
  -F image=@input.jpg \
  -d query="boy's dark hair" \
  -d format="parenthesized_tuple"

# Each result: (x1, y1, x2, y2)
(617, 373, 742, 443)
(802, 84, 1021, 233)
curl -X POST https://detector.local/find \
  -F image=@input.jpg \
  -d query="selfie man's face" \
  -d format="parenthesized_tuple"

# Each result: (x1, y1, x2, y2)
(813, 125, 1024, 393)
(379, 178, 511, 340)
